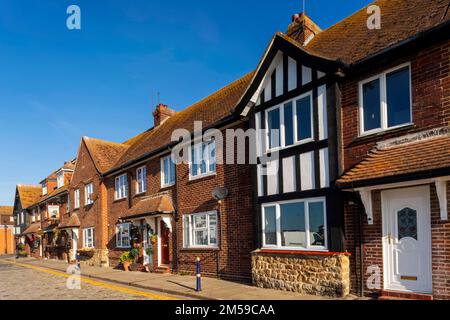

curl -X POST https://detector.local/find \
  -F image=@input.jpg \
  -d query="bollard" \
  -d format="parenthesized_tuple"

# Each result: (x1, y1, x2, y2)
(196, 257, 202, 292)
(76, 253, 81, 271)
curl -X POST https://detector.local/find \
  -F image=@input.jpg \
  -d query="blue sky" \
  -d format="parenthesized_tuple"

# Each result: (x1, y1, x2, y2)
(0, 0, 371, 205)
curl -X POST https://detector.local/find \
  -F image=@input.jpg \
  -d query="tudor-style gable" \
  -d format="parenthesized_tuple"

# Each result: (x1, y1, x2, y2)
(235, 26, 345, 253)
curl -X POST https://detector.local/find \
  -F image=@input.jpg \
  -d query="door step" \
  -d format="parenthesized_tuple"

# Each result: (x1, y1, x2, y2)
(379, 290, 433, 300)
(154, 265, 171, 274)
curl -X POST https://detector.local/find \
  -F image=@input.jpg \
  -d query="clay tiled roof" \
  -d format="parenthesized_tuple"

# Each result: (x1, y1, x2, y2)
(0, 206, 13, 215)
(17, 185, 42, 209)
(111, 73, 254, 170)
(83, 137, 130, 174)
(59, 213, 81, 229)
(22, 223, 41, 235)
(27, 185, 69, 209)
(337, 131, 450, 187)
(299, 0, 450, 65)
(121, 195, 175, 220)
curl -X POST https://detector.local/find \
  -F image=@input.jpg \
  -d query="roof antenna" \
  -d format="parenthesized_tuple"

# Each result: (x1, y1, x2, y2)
(157, 92, 161, 105)
(303, 0, 306, 14)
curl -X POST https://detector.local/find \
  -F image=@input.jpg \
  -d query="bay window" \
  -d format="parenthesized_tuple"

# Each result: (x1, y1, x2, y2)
(116, 223, 131, 248)
(359, 63, 412, 134)
(183, 211, 218, 248)
(262, 198, 327, 250)
(136, 166, 147, 194)
(265, 92, 313, 151)
(115, 174, 128, 200)
(190, 140, 216, 179)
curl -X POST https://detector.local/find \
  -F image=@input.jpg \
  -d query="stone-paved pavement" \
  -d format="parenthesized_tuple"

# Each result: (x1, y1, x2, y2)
(0, 259, 181, 300)
(1, 257, 360, 300)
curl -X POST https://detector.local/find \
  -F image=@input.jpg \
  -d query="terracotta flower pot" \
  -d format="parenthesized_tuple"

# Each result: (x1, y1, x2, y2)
(123, 261, 131, 272)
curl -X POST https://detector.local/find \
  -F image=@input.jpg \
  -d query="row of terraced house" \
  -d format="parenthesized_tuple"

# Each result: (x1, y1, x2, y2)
(10, 0, 450, 299)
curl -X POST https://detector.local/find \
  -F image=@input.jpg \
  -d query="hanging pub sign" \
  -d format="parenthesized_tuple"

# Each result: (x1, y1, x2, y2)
(48, 205, 59, 219)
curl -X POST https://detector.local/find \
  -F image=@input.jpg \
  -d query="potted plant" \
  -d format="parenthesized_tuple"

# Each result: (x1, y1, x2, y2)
(119, 252, 134, 272)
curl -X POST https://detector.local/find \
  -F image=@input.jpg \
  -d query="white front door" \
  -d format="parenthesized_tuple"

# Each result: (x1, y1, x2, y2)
(382, 186, 432, 293)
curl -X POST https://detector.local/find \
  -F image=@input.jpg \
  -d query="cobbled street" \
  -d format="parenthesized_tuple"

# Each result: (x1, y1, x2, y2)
(0, 258, 179, 300)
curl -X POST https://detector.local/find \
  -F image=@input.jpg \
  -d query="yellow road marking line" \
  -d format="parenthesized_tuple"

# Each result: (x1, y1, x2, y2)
(3, 260, 179, 300)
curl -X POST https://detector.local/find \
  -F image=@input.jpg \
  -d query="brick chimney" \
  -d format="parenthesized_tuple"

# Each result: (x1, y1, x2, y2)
(153, 104, 176, 126)
(286, 12, 322, 46)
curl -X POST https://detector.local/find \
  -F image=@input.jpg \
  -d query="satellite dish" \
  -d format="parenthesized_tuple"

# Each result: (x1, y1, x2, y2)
(212, 187, 228, 201)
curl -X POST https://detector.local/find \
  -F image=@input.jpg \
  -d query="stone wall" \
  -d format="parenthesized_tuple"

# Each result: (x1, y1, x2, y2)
(76, 249, 109, 267)
(252, 251, 350, 298)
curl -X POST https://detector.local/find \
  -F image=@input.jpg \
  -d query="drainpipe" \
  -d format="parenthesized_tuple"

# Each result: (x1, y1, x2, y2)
(216, 200, 222, 279)
(358, 196, 365, 297)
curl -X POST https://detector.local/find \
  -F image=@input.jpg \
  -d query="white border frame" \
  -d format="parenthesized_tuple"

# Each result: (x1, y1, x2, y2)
(261, 197, 328, 251)
(136, 165, 147, 195)
(264, 91, 314, 154)
(183, 211, 219, 249)
(359, 62, 413, 136)
(188, 140, 217, 181)
(161, 155, 176, 188)
(116, 222, 132, 249)
(115, 173, 128, 200)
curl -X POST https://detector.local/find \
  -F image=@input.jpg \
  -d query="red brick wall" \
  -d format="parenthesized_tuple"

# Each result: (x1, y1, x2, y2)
(175, 122, 254, 281)
(69, 140, 103, 250)
(106, 156, 177, 266)
(341, 39, 450, 171)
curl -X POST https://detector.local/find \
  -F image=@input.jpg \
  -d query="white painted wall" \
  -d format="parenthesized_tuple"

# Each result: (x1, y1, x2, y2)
(300, 151, 315, 191)
(266, 160, 279, 195)
(282, 156, 296, 193)
(319, 148, 330, 188)
(318, 84, 328, 140)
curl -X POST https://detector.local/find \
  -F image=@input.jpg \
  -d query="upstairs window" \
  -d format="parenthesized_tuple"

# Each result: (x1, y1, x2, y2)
(265, 92, 313, 151)
(42, 183, 48, 196)
(190, 140, 216, 179)
(74, 189, 80, 209)
(136, 166, 147, 194)
(57, 172, 64, 188)
(115, 174, 128, 200)
(84, 183, 94, 206)
(359, 64, 412, 135)
(161, 155, 176, 187)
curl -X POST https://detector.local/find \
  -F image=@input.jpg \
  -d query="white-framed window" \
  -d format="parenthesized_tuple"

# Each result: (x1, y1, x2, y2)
(31, 210, 36, 223)
(42, 183, 48, 196)
(9, 216, 14, 223)
(190, 140, 216, 179)
(183, 211, 218, 248)
(83, 227, 95, 248)
(37, 207, 41, 221)
(84, 183, 94, 206)
(359, 63, 412, 135)
(115, 174, 128, 200)
(74, 189, 80, 209)
(261, 197, 327, 250)
(116, 223, 131, 248)
(67, 195, 70, 211)
(57, 172, 64, 188)
(265, 91, 314, 152)
(136, 166, 147, 194)
(161, 155, 176, 187)
(48, 205, 59, 219)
